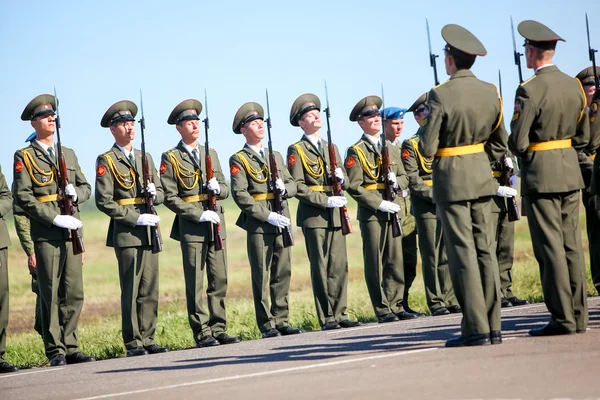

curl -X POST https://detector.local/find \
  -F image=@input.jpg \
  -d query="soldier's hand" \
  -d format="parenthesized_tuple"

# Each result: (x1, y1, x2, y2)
(496, 186, 517, 198)
(136, 214, 160, 226)
(199, 210, 220, 224)
(327, 196, 348, 208)
(53, 215, 83, 230)
(206, 177, 221, 194)
(378, 200, 401, 214)
(146, 183, 157, 201)
(267, 212, 291, 228)
(334, 167, 345, 184)
(27, 254, 36, 275)
(387, 172, 399, 190)
(275, 178, 286, 194)
(503, 157, 514, 170)
(65, 183, 78, 202)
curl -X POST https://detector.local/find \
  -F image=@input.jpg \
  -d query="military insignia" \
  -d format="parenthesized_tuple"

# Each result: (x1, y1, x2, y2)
(312, 165, 319, 172)
(15, 161, 23, 173)
(256, 174, 263, 180)
(345, 157, 354, 169)
(419, 118, 428, 127)
(512, 112, 520, 121)
(42, 175, 49, 183)
(288, 155, 296, 166)
(230, 164, 239, 176)
(97, 165, 106, 177)
(160, 162, 167, 174)
(592, 102, 598, 116)
(401, 149, 409, 160)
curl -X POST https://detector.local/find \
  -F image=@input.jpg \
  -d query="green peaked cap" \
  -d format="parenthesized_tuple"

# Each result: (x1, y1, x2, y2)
(168, 99, 202, 125)
(442, 24, 487, 56)
(232, 102, 264, 134)
(289, 93, 321, 127)
(349, 95, 382, 122)
(100, 100, 138, 128)
(407, 92, 428, 113)
(21, 94, 56, 121)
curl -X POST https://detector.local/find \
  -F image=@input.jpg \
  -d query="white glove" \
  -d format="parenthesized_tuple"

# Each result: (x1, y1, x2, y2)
(199, 210, 220, 224)
(327, 196, 348, 208)
(267, 212, 291, 228)
(334, 167, 345, 184)
(146, 183, 157, 201)
(503, 157, 514, 170)
(65, 183, 77, 202)
(275, 178, 286, 194)
(206, 177, 221, 195)
(136, 214, 161, 226)
(53, 215, 83, 230)
(387, 172, 399, 189)
(378, 200, 401, 214)
(496, 186, 517, 198)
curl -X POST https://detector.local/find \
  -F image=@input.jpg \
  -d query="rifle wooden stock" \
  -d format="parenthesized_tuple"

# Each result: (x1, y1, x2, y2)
(500, 154, 520, 222)
(57, 155, 84, 255)
(381, 144, 403, 238)
(205, 152, 224, 250)
(141, 154, 162, 254)
(268, 152, 294, 248)
(327, 142, 352, 235)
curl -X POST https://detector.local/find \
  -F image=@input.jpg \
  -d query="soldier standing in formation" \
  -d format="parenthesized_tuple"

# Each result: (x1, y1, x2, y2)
(345, 96, 416, 323)
(95, 101, 169, 356)
(160, 99, 240, 347)
(286, 93, 360, 330)
(229, 102, 302, 338)
(402, 94, 460, 316)
(509, 21, 589, 336)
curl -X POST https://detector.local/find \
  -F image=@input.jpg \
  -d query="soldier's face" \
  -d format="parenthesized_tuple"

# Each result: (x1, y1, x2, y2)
(584, 85, 595, 107)
(176, 119, 200, 144)
(241, 119, 265, 145)
(384, 119, 403, 141)
(110, 121, 136, 146)
(358, 114, 381, 136)
(298, 110, 322, 134)
(31, 114, 56, 138)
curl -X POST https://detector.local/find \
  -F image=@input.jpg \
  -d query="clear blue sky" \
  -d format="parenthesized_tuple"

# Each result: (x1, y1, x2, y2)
(0, 0, 595, 185)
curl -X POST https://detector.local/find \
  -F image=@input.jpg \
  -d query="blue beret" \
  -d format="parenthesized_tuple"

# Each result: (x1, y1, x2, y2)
(381, 107, 407, 120)
(25, 131, 37, 142)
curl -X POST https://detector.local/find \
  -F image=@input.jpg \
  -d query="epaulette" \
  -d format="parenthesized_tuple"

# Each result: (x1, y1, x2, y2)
(520, 75, 536, 86)
(432, 80, 449, 90)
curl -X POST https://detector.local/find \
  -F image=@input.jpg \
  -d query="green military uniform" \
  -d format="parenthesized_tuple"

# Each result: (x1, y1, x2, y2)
(509, 21, 589, 335)
(591, 89, 600, 290)
(13, 94, 91, 362)
(95, 101, 166, 353)
(419, 25, 506, 346)
(576, 67, 600, 295)
(229, 102, 300, 337)
(161, 99, 238, 346)
(286, 93, 358, 329)
(345, 96, 414, 322)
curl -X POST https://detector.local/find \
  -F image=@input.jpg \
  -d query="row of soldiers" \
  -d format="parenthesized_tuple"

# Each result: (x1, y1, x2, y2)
(1, 19, 599, 372)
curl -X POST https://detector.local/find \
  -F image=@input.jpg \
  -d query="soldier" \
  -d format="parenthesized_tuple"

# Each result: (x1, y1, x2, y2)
(286, 93, 360, 330)
(575, 66, 600, 295)
(381, 107, 420, 316)
(229, 102, 302, 338)
(401, 95, 460, 316)
(509, 20, 589, 336)
(96, 100, 169, 356)
(160, 99, 240, 347)
(344, 96, 417, 323)
(419, 25, 511, 347)
(13, 94, 94, 365)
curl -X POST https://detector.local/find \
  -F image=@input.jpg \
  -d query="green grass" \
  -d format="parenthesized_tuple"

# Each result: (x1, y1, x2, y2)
(4, 197, 597, 368)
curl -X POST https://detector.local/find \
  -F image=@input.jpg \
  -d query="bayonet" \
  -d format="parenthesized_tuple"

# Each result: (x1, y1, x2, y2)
(586, 12, 599, 89)
(511, 16, 524, 84)
(426, 17, 440, 86)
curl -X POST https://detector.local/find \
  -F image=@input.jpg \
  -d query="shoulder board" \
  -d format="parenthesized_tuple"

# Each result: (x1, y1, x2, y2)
(433, 80, 449, 90)
(102, 150, 113, 156)
(17, 146, 31, 153)
(491, 83, 501, 99)
(520, 75, 536, 86)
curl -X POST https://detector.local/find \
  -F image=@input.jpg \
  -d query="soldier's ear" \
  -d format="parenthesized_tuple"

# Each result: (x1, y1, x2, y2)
(30, 120, 37, 130)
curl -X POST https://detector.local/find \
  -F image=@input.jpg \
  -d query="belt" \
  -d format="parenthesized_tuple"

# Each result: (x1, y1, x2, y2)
(492, 171, 502, 178)
(423, 180, 433, 186)
(435, 143, 484, 157)
(307, 185, 333, 192)
(36, 194, 62, 203)
(362, 183, 385, 190)
(252, 193, 275, 201)
(527, 139, 571, 151)
(116, 197, 146, 205)
(181, 194, 208, 203)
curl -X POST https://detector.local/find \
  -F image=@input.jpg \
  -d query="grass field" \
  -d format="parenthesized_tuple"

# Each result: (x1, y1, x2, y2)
(4, 197, 597, 368)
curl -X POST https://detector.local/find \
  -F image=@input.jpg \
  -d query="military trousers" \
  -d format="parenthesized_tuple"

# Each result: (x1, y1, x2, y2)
(359, 219, 405, 317)
(414, 213, 457, 312)
(31, 273, 43, 336)
(180, 240, 228, 340)
(247, 232, 291, 333)
(115, 246, 159, 350)
(491, 209, 516, 299)
(302, 227, 349, 326)
(524, 191, 588, 332)
(402, 230, 418, 301)
(438, 197, 502, 336)
(35, 240, 83, 359)
(0, 248, 8, 361)
(582, 192, 600, 294)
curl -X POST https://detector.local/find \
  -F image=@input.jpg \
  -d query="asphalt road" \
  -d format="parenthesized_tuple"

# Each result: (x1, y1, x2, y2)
(2, 297, 599, 400)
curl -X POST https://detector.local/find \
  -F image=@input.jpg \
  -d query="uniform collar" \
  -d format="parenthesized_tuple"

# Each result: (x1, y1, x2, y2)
(115, 143, 134, 158)
(34, 139, 56, 155)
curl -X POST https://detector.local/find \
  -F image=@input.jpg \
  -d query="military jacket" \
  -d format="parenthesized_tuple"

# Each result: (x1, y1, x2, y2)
(13, 141, 90, 242)
(591, 91, 600, 196)
(419, 69, 508, 203)
(229, 145, 297, 234)
(509, 65, 589, 195)
(0, 170, 12, 249)
(95, 144, 164, 248)
(286, 136, 349, 229)
(401, 133, 436, 219)
(160, 142, 229, 243)
(345, 134, 408, 222)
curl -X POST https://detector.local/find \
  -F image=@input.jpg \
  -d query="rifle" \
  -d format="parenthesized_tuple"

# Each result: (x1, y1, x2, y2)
(265, 89, 294, 248)
(324, 81, 352, 236)
(203, 90, 224, 250)
(53, 87, 84, 255)
(510, 16, 524, 84)
(138, 90, 162, 253)
(586, 12, 599, 90)
(380, 85, 403, 238)
(499, 154, 520, 222)
(426, 17, 440, 86)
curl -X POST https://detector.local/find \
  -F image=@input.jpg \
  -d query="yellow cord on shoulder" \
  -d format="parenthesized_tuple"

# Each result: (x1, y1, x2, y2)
(104, 154, 136, 190)
(294, 144, 324, 178)
(409, 138, 433, 174)
(352, 143, 381, 180)
(168, 151, 200, 190)
(22, 149, 55, 187)
(236, 152, 269, 183)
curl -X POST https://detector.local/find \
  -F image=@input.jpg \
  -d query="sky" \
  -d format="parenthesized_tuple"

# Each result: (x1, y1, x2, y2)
(0, 0, 596, 186)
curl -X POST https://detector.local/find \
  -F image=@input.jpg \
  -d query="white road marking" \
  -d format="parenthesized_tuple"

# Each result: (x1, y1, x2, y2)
(75, 348, 437, 400)
(0, 367, 65, 379)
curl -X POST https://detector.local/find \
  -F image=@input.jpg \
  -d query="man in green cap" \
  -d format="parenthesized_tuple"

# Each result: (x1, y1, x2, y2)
(286, 93, 360, 330)
(344, 96, 416, 323)
(401, 93, 460, 316)
(96, 100, 169, 356)
(419, 24, 510, 347)
(13, 94, 94, 365)
(509, 20, 589, 335)
(160, 99, 240, 346)
(576, 66, 600, 295)
(229, 102, 302, 338)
